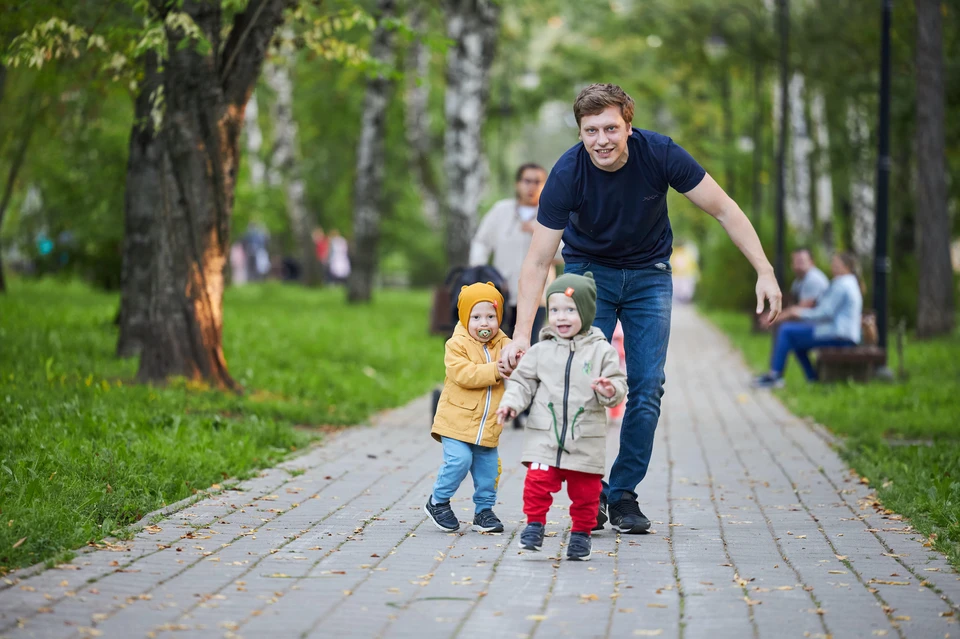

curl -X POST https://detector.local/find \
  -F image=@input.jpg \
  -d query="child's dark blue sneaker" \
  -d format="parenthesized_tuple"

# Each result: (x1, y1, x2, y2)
(424, 498, 460, 532)
(566, 532, 592, 561)
(518, 522, 545, 551)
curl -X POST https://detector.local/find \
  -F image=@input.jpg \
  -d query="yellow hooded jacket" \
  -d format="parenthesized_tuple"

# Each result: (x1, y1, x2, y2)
(431, 324, 511, 448)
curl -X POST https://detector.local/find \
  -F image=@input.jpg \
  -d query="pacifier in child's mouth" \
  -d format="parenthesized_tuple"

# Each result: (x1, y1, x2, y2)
(478, 329, 492, 339)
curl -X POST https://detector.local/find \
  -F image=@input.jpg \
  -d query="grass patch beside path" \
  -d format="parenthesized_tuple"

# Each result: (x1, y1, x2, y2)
(702, 308, 960, 569)
(0, 278, 445, 571)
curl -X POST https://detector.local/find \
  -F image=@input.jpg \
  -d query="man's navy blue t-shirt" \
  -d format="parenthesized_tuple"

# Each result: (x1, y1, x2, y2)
(538, 128, 706, 269)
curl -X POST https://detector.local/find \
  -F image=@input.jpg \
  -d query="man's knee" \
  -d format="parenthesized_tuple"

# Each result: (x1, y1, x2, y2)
(628, 374, 666, 400)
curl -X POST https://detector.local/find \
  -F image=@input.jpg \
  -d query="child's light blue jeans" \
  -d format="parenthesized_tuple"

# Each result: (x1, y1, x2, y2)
(432, 437, 499, 513)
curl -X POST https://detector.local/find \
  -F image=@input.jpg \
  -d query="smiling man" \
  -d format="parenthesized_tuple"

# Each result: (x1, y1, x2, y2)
(500, 83, 782, 533)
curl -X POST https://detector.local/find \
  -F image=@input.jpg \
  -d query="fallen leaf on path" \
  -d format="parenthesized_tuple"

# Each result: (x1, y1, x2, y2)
(144, 526, 162, 534)
(776, 586, 794, 591)
(618, 608, 634, 613)
(647, 603, 667, 608)
(633, 630, 663, 636)
(892, 616, 910, 621)
(580, 594, 599, 601)
(527, 615, 547, 621)
(869, 579, 910, 586)
(743, 597, 761, 606)
(872, 631, 888, 636)
(828, 570, 847, 575)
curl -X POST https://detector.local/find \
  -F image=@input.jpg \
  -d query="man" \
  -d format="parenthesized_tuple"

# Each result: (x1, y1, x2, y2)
(788, 248, 829, 309)
(470, 163, 560, 340)
(759, 248, 829, 331)
(500, 83, 782, 534)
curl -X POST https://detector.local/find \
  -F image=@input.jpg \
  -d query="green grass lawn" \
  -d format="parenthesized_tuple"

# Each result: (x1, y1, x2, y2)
(703, 308, 960, 568)
(0, 278, 445, 572)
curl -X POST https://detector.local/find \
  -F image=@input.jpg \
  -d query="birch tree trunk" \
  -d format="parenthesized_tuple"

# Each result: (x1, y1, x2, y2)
(846, 104, 875, 264)
(118, 0, 294, 387)
(915, 0, 955, 336)
(786, 73, 812, 236)
(442, 0, 501, 268)
(265, 28, 322, 286)
(810, 91, 834, 252)
(243, 91, 266, 187)
(405, 3, 442, 230)
(347, 0, 396, 303)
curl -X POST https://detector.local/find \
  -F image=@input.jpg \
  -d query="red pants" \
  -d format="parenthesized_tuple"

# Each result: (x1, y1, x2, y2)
(522, 464, 603, 534)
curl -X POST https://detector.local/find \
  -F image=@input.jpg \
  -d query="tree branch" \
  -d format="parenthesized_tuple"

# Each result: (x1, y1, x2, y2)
(219, 0, 300, 107)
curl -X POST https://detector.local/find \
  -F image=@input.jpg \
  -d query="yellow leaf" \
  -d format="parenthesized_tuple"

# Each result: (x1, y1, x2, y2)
(526, 615, 547, 621)
(872, 631, 888, 636)
(633, 631, 664, 637)
(12, 537, 26, 549)
(892, 615, 910, 621)
(647, 603, 668, 608)
(828, 570, 848, 574)
(580, 593, 599, 601)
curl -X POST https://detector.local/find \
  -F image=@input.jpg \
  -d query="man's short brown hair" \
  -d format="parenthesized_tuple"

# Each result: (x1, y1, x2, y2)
(573, 83, 635, 127)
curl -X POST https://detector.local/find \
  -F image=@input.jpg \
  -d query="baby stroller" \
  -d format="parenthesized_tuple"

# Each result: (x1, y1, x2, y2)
(430, 264, 509, 420)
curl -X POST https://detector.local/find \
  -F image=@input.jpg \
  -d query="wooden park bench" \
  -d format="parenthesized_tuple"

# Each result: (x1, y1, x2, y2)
(815, 345, 886, 382)
(815, 311, 885, 382)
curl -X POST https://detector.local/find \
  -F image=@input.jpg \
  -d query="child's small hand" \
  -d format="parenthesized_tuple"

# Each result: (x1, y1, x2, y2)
(497, 359, 511, 379)
(591, 377, 616, 398)
(496, 405, 516, 425)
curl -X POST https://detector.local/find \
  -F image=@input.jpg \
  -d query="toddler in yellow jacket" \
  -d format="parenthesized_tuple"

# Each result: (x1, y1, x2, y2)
(426, 282, 511, 533)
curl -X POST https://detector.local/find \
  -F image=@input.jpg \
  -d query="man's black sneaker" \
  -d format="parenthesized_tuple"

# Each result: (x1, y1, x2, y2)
(608, 496, 651, 534)
(593, 492, 608, 531)
(566, 532, 592, 561)
(473, 509, 504, 533)
(518, 522, 545, 550)
(424, 498, 460, 532)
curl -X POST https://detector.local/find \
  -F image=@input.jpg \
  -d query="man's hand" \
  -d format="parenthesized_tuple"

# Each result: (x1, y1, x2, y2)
(499, 339, 529, 376)
(591, 377, 617, 398)
(756, 271, 782, 324)
(496, 405, 517, 425)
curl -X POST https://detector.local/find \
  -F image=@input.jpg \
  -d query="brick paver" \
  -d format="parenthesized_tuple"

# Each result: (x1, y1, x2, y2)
(2, 306, 958, 638)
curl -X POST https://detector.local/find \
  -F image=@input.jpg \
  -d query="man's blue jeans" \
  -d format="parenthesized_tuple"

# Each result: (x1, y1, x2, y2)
(772, 322, 855, 380)
(565, 261, 673, 504)
(432, 437, 500, 513)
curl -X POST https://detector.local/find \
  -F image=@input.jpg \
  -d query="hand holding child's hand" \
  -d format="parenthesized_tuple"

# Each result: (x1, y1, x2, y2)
(497, 359, 511, 379)
(591, 377, 616, 398)
(495, 405, 516, 425)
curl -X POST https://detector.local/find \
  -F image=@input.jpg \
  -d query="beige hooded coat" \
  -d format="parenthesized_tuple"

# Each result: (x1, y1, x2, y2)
(499, 325, 627, 475)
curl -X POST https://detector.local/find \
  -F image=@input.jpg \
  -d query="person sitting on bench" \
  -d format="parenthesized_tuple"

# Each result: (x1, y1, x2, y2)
(753, 252, 863, 388)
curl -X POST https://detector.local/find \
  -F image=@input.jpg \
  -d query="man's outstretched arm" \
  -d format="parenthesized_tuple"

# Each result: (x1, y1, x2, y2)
(499, 223, 564, 371)
(683, 172, 782, 322)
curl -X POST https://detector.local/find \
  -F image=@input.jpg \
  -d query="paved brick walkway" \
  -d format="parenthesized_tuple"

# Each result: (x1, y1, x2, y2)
(2, 306, 958, 639)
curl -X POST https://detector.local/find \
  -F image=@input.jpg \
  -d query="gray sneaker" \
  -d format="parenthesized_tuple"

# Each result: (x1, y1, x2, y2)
(751, 372, 785, 389)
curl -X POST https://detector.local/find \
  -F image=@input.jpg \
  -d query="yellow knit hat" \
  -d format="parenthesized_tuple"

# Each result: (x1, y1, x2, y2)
(457, 281, 504, 329)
